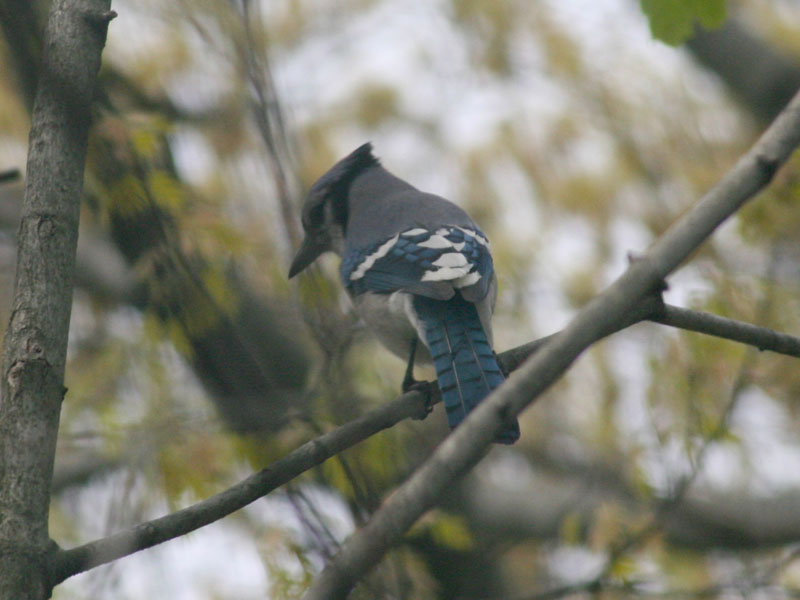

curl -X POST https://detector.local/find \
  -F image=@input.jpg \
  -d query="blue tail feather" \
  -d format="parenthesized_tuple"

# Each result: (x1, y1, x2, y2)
(413, 294, 520, 445)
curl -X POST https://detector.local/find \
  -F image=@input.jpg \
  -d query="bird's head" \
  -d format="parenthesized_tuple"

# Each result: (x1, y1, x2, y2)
(288, 143, 380, 278)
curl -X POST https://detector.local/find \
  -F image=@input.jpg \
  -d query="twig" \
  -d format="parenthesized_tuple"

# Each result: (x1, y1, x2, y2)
(238, 0, 301, 248)
(498, 299, 800, 373)
(651, 304, 800, 357)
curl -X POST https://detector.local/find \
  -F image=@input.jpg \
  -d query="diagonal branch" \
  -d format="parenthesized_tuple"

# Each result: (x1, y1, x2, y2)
(50, 387, 433, 584)
(300, 87, 800, 599)
(50, 294, 800, 583)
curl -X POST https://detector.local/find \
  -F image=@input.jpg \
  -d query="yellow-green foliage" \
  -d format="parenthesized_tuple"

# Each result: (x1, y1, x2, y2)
(640, 0, 727, 45)
(107, 174, 150, 217)
(130, 116, 173, 162)
(158, 428, 235, 504)
(411, 511, 474, 552)
(147, 169, 186, 211)
(739, 155, 800, 242)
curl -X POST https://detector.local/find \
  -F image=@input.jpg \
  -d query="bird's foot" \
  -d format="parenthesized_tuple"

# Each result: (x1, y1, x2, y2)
(402, 378, 435, 420)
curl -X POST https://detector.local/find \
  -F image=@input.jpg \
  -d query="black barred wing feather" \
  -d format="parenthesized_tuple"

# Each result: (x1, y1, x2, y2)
(340, 226, 494, 301)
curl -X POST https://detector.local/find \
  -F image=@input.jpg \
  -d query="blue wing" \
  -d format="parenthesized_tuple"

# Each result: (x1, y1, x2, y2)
(343, 225, 518, 444)
(341, 226, 494, 301)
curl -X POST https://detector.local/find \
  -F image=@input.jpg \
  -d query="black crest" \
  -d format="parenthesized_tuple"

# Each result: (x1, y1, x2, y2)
(303, 143, 380, 231)
(310, 143, 379, 193)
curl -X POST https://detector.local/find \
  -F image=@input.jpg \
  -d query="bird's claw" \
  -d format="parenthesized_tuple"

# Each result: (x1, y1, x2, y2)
(403, 379, 435, 420)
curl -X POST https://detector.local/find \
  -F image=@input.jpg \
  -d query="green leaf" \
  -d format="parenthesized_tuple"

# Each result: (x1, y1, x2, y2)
(693, 0, 727, 28)
(640, 0, 727, 46)
(427, 513, 474, 551)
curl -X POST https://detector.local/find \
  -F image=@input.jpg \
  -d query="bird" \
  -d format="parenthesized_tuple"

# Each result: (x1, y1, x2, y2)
(288, 143, 520, 444)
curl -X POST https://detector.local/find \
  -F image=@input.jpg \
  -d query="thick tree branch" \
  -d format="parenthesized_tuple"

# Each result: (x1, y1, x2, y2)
(301, 87, 800, 599)
(49, 295, 800, 583)
(0, 1, 112, 598)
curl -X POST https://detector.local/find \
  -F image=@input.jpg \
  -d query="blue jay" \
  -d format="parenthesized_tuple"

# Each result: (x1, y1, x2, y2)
(289, 143, 520, 444)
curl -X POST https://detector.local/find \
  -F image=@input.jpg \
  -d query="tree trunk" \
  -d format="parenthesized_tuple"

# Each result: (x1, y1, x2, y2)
(0, 1, 112, 598)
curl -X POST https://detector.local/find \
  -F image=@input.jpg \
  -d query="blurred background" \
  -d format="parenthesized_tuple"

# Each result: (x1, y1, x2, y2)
(3, 0, 800, 598)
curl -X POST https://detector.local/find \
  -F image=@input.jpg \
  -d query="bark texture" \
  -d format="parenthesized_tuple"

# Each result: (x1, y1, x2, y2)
(0, 1, 112, 598)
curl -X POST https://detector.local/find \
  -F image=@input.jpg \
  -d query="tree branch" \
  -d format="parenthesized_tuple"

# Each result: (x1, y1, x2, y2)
(650, 304, 800, 357)
(0, 1, 113, 597)
(499, 299, 800, 375)
(50, 387, 432, 584)
(49, 294, 800, 583)
(301, 86, 800, 599)
(237, 0, 302, 249)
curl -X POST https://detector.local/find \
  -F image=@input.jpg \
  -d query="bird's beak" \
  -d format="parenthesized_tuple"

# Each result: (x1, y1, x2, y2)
(288, 234, 327, 278)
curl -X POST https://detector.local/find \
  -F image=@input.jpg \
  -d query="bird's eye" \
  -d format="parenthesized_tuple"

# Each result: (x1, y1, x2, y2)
(307, 200, 326, 229)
